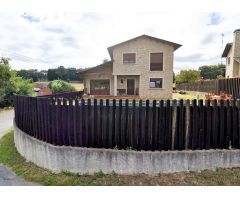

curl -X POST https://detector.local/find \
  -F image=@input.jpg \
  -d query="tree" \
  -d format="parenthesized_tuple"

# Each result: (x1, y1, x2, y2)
(56, 66, 67, 80)
(2, 73, 34, 106)
(47, 69, 58, 81)
(17, 69, 48, 82)
(0, 58, 11, 86)
(199, 64, 225, 80)
(48, 80, 76, 94)
(175, 69, 200, 84)
(0, 57, 33, 107)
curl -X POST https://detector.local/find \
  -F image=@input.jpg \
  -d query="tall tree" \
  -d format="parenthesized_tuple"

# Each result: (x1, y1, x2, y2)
(175, 69, 200, 84)
(47, 69, 58, 81)
(199, 64, 225, 80)
(0, 58, 11, 88)
(56, 66, 67, 80)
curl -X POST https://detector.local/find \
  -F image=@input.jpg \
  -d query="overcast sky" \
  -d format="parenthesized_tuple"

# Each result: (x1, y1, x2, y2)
(0, 1, 239, 73)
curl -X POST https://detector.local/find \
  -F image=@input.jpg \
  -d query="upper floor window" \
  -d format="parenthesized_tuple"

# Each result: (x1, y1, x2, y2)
(228, 57, 231, 65)
(150, 53, 163, 71)
(123, 53, 136, 64)
(149, 78, 163, 88)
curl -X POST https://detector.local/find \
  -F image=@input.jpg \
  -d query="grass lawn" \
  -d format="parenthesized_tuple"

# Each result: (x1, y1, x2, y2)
(172, 92, 206, 100)
(2, 130, 240, 185)
(70, 82, 84, 91)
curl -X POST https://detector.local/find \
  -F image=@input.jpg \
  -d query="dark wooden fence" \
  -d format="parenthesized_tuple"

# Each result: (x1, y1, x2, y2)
(176, 77, 240, 99)
(14, 94, 240, 151)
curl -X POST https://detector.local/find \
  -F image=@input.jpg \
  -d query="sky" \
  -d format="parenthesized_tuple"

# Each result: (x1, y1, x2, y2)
(0, 1, 240, 73)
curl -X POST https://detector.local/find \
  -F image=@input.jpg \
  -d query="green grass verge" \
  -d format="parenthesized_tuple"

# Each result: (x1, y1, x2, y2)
(1, 130, 240, 185)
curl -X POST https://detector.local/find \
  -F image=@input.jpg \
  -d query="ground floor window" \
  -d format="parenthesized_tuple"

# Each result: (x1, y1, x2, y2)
(90, 79, 110, 95)
(149, 78, 163, 88)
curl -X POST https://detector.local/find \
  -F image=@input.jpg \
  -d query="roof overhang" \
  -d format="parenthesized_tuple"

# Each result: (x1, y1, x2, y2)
(222, 43, 233, 57)
(107, 34, 182, 59)
(77, 61, 113, 75)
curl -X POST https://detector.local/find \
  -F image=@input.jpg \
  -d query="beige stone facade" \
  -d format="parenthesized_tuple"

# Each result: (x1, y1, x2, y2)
(223, 29, 240, 78)
(112, 37, 175, 99)
(80, 35, 181, 99)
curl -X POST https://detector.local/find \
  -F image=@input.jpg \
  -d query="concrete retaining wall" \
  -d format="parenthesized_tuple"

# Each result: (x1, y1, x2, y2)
(14, 121, 240, 174)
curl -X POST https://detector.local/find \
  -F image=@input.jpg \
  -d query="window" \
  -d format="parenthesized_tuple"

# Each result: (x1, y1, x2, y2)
(149, 78, 163, 88)
(228, 57, 231, 65)
(150, 53, 163, 71)
(123, 53, 136, 64)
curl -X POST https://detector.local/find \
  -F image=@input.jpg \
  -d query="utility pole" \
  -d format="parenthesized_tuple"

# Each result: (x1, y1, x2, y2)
(221, 33, 224, 65)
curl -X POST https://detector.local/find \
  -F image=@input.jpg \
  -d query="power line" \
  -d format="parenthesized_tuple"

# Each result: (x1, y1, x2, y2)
(0, 48, 49, 64)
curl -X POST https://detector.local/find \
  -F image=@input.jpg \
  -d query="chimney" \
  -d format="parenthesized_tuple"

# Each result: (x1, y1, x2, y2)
(233, 29, 240, 58)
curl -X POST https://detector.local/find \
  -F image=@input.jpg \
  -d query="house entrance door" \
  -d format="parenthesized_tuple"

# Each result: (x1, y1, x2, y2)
(127, 79, 135, 95)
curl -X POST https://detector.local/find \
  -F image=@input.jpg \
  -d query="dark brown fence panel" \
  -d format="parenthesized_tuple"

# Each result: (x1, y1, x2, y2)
(13, 93, 240, 151)
(176, 77, 240, 99)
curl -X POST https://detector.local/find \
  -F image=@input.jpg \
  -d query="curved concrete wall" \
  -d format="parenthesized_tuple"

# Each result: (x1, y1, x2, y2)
(14, 121, 240, 174)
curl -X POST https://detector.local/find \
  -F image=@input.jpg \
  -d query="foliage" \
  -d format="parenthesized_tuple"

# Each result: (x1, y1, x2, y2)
(48, 80, 76, 94)
(47, 68, 59, 81)
(0, 57, 34, 107)
(17, 69, 47, 82)
(47, 66, 82, 81)
(199, 64, 225, 80)
(0, 73, 34, 107)
(175, 69, 200, 84)
(0, 58, 11, 88)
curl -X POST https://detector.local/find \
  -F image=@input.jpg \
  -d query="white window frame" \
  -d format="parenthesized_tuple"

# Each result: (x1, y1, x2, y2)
(149, 78, 164, 89)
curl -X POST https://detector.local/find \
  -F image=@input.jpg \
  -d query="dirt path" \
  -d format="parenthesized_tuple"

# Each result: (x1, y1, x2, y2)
(0, 109, 37, 186)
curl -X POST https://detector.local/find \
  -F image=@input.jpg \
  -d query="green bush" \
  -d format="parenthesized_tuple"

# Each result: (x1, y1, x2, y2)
(0, 73, 34, 107)
(0, 58, 34, 107)
(48, 80, 76, 94)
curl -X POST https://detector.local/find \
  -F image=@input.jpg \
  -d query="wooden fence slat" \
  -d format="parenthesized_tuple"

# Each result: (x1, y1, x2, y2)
(205, 100, 212, 149)
(219, 100, 225, 149)
(226, 100, 232, 149)
(106, 99, 112, 148)
(158, 100, 165, 150)
(166, 100, 172, 150)
(212, 100, 218, 149)
(152, 100, 158, 151)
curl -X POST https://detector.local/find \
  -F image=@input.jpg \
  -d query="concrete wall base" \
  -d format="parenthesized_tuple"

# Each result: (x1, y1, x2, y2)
(14, 121, 240, 175)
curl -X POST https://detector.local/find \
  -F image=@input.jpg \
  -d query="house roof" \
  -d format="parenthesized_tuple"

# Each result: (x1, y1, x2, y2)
(77, 61, 113, 74)
(222, 43, 233, 57)
(234, 29, 240, 33)
(107, 34, 182, 59)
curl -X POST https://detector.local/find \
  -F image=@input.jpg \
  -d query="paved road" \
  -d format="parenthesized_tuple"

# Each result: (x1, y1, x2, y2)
(0, 110, 37, 186)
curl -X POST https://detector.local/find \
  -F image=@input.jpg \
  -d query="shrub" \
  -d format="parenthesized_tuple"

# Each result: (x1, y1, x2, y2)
(48, 80, 76, 94)
(0, 74, 34, 107)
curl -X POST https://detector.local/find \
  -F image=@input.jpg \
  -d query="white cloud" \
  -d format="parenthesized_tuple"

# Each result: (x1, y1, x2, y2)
(0, 10, 239, 73)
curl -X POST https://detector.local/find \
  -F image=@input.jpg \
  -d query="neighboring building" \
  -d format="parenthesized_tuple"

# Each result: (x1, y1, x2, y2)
(79, 34, 181, 99)
(34, 82, 52, 96)
(222, 29, 240, 78)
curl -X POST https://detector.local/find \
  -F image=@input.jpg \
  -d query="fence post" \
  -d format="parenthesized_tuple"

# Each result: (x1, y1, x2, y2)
(171, 99, 177, 150)
(185, 99, 190, 150)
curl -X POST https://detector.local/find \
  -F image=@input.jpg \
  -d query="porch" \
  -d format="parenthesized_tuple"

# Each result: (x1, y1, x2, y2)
(85, 75, 140, 97)
(114, 75, 140, 96)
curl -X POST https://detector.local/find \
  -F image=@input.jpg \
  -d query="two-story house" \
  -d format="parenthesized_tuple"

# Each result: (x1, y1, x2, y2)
(79, 34, 181, 99)
(222, 29, 240, 78)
